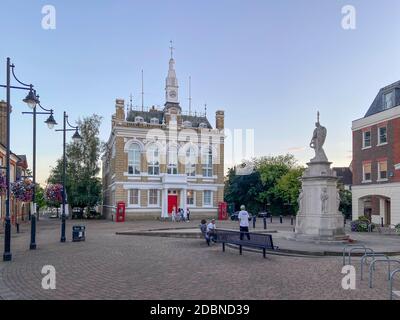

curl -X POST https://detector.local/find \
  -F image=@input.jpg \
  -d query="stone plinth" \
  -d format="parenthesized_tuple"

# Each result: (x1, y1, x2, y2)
(295, 160, 348, 241)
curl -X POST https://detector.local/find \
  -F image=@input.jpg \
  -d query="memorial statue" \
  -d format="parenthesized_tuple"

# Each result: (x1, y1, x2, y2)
(321, 188, 328, 214)
(310, 111, 328, 162)
(298, 189, 304, 214)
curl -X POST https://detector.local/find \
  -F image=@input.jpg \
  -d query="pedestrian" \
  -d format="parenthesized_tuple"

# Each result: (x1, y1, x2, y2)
(172, 206, 176, 222)
(186, 208, 190, 222)
(180, 208, 185, 222)
(183, 208, 187, 222)
(207, 219, 217, 243)
(200, 219, 210, 245)
(238, 205, 251, 240)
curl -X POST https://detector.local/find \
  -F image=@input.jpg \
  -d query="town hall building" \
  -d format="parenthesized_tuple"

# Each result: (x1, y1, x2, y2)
(102, 51, 225, 220)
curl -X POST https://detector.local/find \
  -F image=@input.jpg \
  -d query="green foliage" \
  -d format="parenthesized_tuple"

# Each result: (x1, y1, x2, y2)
(224, 165, 264, 213)
(338, 188, 352, 218)
(358, 215, 370, 223)
(47, 114, 103, 212)
(35, 184, 47, 211)
(224, 154, 305, 216)
(274, 168, 304, 214)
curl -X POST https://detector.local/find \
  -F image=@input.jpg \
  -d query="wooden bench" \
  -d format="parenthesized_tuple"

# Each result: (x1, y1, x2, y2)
(214, 229, 278, 258)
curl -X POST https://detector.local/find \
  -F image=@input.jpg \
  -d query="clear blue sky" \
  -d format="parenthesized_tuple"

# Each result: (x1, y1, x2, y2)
(1, 0, 399, 184)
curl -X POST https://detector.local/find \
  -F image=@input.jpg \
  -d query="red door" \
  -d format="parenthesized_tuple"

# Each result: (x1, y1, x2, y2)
(168, 195, 178, 215)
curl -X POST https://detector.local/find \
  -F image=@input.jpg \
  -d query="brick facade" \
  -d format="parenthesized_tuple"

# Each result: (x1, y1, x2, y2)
(352, 81, 400, 225)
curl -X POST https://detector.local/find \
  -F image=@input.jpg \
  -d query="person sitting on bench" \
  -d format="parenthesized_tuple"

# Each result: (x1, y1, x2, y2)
(207, 219, 217, 243)
(200, 219, 210, 245)
(238, 205, 251, 241)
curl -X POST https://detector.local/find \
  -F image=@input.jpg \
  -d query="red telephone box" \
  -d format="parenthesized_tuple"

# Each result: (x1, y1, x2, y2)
(218, 202, 228, 220)
(116, 201, 126, 223)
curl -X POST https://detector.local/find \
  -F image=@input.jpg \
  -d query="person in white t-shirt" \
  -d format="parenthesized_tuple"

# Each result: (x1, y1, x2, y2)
(238, 205, 251, 240)
(207, 219, 217, 243)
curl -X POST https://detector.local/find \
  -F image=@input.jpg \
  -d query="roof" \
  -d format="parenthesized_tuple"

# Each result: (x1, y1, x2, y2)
(0, 142, 22, 162)
(333, 167, 353, 186)
(126, 107, 212, 129)
(364, 80, 400, 117)
(16, 154, 28, 168)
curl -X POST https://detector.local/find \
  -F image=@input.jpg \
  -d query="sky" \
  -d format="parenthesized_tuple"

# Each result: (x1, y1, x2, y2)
(0, 0, 399, 184)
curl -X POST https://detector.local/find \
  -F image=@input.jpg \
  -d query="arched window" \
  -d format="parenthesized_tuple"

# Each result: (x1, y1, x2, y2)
(147, 144, 160, 176)
(150, 118, 159, 125)
(183, 121, 192, 128)
(202, 146, 213, 177)
(185, 147, 196, 176)
(127, 143, 141, 175)
(134, 116, 144, 123)
(167, 146, 178, 175)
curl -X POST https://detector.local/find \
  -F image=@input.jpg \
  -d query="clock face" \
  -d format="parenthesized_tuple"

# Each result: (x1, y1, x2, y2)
(169, 90, 177, 98)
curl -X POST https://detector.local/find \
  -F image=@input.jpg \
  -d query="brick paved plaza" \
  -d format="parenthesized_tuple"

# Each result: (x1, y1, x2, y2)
(0, 219, 398, 300)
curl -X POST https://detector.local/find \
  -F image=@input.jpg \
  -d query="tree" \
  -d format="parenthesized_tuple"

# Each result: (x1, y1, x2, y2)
(338, 188, 352, 219)
(256, 154, 301, 215)
(35, 184, 47, 213)
(274, 168, 304, 215)
(48, 114, 103, 215)
(224, 162, 265, 214)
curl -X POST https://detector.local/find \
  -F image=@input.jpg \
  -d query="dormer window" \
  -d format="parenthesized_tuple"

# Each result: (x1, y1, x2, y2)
(183, 121, 192, 128)
(383, 91, 395, 109)
(150, 118, 159, 125)
(134, 116, 144, 123)
(199, 122, 207, 128)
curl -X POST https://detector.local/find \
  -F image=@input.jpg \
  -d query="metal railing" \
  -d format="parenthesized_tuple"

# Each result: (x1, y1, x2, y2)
(389, 268, 400, 300)
(369, 258, 400, 289)
(360, 253, 389, 280)
(342, 244, 374, 266)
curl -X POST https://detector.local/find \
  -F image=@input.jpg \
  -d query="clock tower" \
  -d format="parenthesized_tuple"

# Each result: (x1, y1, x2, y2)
(165, 41, 180, 106)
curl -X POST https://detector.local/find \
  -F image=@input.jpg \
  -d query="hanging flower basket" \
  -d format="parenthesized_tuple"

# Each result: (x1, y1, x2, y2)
(0, 173, 7, 196)
(11, 178, 35, 202)
(45, 184, 64, 205)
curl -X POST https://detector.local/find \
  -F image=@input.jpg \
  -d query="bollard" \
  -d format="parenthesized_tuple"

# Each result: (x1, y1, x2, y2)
(291, 216, 294, 226)
(381, 217, 384, 227)
(253, 216, 256, 229)
(263, 217, 267, 230)
(280, 215, 283, 224)
(270, 215, 273, 223)
(16, 223, 20, 234)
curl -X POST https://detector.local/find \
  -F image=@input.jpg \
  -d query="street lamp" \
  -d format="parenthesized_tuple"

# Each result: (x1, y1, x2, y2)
(55, 112, 82, 242)
(0, 58, 39, 261)
(22, 97, 57, 250)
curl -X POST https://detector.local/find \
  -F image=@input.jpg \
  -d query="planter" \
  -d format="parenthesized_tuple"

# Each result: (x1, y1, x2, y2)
(11, 178, 35, 202)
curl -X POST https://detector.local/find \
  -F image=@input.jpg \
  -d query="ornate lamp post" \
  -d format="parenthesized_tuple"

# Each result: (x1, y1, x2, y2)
(22, 97, 57, 250)
(55, 112, 82, 242)
(0, 58, 40, 261)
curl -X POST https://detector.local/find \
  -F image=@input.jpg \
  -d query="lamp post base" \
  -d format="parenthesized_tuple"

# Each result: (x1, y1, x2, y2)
(30, 215, 37, 250)
(3, 252, 12, 262)
(60, 237, 66, 243)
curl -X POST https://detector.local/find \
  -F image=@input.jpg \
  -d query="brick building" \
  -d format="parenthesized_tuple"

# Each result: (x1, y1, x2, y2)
(351, 81, 400, 225)
(101, 53, 225, 220)
(0, 100, 30, 223)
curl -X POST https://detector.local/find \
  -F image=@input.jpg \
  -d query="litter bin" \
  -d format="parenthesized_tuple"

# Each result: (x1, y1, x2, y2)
(72, 225, 86, 242)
